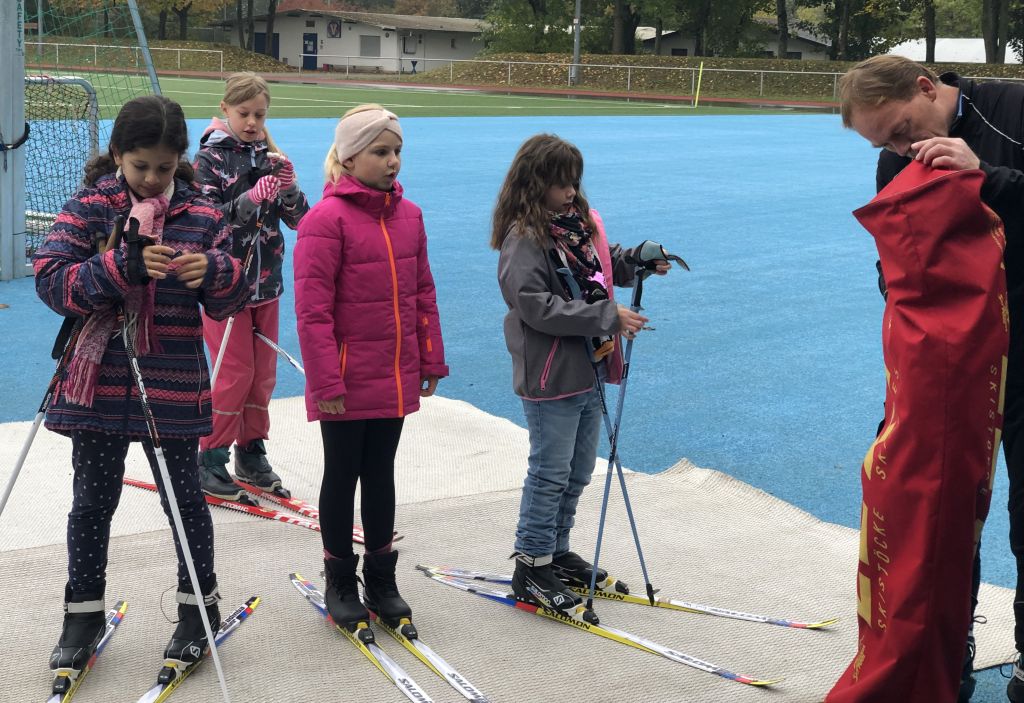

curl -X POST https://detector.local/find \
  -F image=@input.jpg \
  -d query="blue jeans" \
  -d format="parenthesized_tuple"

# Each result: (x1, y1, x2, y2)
(515, 388, 603, 557)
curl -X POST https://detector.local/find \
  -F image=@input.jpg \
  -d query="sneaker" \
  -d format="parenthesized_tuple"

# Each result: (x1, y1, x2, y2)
(199, 447, 244, 501)
(234, 440, 286, 495)
(1009, 651, 1024, 703)
(511, 552, 582, 614)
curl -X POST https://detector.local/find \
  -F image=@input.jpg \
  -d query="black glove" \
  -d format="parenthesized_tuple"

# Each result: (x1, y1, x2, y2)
(876, 260, 888, 301)
(629, 240, 690, 271)
(123, 217, 150, 285)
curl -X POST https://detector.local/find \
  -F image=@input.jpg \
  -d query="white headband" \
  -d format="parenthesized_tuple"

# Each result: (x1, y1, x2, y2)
(334, 108, 402, 163)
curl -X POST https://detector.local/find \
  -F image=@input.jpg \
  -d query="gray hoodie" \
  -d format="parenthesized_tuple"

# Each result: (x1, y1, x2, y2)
(497, 217, 637, 400)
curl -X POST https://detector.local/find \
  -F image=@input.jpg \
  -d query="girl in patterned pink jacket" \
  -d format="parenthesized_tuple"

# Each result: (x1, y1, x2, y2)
(294, 104, 448, 630)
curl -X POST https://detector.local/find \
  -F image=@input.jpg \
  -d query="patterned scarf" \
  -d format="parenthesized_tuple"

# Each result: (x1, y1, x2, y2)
(63, 181, 170, 407)
(549, 208, 615, 361)
(549, 208, 609, 304)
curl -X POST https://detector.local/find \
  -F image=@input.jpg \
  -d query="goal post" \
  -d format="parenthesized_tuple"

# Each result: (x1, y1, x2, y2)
(0, 0, 28, 281)
(1, 0, 161, 281)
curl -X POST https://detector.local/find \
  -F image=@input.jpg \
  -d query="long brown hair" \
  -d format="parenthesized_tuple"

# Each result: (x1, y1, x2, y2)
(490, 134, 593, 250)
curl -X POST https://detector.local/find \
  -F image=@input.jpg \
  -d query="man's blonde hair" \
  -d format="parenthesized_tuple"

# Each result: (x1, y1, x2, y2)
(323, 103, 388, 184)
(838, 55, 938, 127)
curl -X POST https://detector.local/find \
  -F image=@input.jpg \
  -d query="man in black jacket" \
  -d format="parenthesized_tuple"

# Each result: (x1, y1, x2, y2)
(840, 54, 1024, 702)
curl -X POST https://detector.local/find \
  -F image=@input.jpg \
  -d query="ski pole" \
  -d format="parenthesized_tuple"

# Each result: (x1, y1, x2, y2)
(115, 216, 233, 703)
(254, 331, 304, 375)
(209, 200, 269, 393)
(1, 223, 118, 521)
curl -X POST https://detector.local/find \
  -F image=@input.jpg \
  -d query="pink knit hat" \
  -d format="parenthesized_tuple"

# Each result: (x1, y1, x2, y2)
(334, 107, 403, 163)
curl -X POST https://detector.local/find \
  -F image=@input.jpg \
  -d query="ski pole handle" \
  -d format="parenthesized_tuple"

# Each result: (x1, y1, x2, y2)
(105, 215, 128, 252)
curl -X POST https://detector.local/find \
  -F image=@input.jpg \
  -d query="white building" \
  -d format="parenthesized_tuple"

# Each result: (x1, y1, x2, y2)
(888, 38, 1021, 64)
(637, 20, 831, 60)
(228, 9, 486, 73)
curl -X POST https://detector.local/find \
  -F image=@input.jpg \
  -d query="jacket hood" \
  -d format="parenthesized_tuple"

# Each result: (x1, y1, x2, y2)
(199, 117, 267, 154)
(322, 174, 404, 216)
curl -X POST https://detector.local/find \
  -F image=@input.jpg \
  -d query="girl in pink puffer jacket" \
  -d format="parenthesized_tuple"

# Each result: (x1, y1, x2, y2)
(293, 104, 448, 630)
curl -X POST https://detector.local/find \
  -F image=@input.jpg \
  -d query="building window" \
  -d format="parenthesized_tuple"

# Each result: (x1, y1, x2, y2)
(305, 20, 315, 28)
(360, 35, 381, 57)
(403, 36, 417, 54)
(785, 51, 803, 59)
(671, 48, 688, 56)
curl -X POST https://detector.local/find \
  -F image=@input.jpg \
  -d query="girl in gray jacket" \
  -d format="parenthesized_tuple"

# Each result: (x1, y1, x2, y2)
(492, 134, 669, 614)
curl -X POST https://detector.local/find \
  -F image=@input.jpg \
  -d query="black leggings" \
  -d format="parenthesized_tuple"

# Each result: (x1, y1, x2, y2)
(68, 431, 215, 595)
(319, 418, 404, 556)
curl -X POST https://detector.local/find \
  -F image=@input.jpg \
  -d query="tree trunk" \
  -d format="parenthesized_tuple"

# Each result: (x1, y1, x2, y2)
(776, 0, 789, 58)
(237, 0, 245, 48)
(613, 0, 626, 54)
(924, 0, 935, 62)
(158, 10, 168, 40)
(246, 0, 255, 51)
(838, 0, 851, 60)
(103, 8, 111, 38)
(175, 2, 191, 41)
(997, 0, 1008, 61)
(983, 0, 997, 61)
(264, 0, 280, 57)
(694, 0, 711, 55)
(654, 17, 663, 55)
(624, 4, 640, 54)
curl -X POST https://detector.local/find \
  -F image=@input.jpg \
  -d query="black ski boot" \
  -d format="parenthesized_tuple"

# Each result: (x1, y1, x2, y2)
(363, 550, 413, 624)
(552, 551, 606, 585)
(324, 553, 371, 630)
(50, 585, 106, 690)
(235, 439, 290, 498)
(1009, 652, 1024, 703)
(511, 552, 585, 615)
(957, 630, 976, 702)
(200, 447, 246, 501)
(159, 583, 221, 684)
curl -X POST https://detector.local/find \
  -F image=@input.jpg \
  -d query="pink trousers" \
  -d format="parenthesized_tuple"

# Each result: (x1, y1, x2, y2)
(200, 299, 279, 451)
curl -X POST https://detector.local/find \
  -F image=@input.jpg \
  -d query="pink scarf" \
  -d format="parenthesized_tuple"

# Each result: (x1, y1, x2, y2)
(63, 189, 169, 407)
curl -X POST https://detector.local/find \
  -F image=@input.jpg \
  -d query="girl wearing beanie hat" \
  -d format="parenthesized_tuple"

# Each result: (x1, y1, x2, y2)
(294, 104, 449, 629)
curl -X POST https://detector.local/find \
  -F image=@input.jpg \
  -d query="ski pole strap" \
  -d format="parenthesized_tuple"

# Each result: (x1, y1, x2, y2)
(176, 588, 222, 607)
(106, 215, 128, 252)
(511, 551, 552, 567)
(0, 123, 29, 152)
(65, 599, 105, 613)
(629, 240, 690, 272)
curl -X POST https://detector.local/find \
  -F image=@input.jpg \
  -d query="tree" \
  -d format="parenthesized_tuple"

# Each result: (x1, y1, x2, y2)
(983, 0, 1009, 61)
(612, 0, 641, 53)
(481, 0, 575, 52)
(777, 0, 790, 56)
(264, 0, 278, 56)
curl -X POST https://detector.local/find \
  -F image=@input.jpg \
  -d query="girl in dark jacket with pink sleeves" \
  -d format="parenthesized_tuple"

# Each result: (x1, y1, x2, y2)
(294, 104, 448, 629)
(34, 96, 248, 684)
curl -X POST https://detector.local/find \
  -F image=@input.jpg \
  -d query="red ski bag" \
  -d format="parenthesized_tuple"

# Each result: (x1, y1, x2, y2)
(827, 161, 1008, 703)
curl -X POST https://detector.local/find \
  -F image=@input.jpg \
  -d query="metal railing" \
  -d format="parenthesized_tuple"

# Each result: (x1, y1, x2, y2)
(296, 53, 1024, 102)
(26, 41, 225, 74)
(300, 53, 839, 99)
